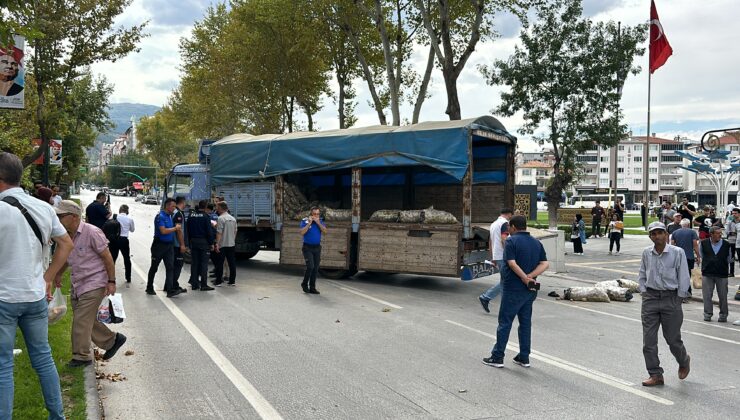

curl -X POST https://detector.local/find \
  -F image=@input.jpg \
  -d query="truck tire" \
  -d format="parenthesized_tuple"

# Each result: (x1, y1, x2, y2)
(319, 268, 358, 279)
(237, 250, 259, 260)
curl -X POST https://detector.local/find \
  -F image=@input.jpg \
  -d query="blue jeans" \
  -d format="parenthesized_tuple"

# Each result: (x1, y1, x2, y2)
(0, 298, 65, 420)
(492, 290, 536, 361)
(480, 260, 504, 302)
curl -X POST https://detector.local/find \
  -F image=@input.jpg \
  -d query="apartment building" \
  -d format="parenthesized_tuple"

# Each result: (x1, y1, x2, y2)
(573, 135, 688, 206)
(516, 161, 554, 192)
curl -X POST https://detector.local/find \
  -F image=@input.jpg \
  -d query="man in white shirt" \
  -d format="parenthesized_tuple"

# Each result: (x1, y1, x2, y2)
(478, 208, 513, 313)
(114, 204, 135, 283)
(214, 201, 238, 286)
(0, 152, 74, 419)
(51, 185, 62, 207)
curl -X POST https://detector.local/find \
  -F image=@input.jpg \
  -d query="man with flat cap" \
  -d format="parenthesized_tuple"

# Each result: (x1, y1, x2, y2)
(638, 221, 691, 386)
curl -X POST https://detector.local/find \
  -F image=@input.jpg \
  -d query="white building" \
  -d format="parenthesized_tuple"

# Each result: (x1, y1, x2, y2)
(573, 135, 688, 206)
(516, 161, 554, 192)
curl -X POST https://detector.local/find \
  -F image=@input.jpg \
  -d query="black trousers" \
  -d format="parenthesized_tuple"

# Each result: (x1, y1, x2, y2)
(609, 232, 621, 252)
(173, 246, 185, 289)
(110, 237, 132, 282)
(730, 243, 737, 277)
(572, 237, 583, 254)
(148, 240, 174, 292)
(591, 220, 601, 237)
(189, 238, 211, 288)
(214, 246, 236, 284)
(302, 244, 321, 289)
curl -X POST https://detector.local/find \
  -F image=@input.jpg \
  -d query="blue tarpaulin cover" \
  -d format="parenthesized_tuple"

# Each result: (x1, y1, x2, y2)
(210, 116, 515, 186)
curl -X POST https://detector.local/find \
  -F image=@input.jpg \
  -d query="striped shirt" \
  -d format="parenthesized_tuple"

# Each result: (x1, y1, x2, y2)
(638, 244, 690, 298)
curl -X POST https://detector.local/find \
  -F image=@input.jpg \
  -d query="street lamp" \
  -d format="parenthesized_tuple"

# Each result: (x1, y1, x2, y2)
(676, 149, 740, 210)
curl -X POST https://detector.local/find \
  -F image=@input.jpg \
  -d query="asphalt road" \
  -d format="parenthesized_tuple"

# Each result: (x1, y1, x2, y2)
(81, 191, 740, 419)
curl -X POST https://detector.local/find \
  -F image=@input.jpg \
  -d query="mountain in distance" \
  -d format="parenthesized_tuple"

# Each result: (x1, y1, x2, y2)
(97, 102, 160, 144)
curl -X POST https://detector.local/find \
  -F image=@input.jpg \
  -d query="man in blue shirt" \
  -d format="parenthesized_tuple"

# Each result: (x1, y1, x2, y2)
(146, 198, 182, 297)
(300, 207, 327, 294)
(483, 216, 548, 368)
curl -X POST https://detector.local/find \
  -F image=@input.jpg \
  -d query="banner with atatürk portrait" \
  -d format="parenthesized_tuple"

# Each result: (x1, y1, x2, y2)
(0, 35, 25, 109)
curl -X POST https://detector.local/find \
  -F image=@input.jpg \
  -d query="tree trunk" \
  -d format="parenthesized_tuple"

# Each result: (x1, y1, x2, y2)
(373, 0, 400, 125)
(412, 44, 435, 124)
(337, 72, 346, 129)
(305, 104, 314, 131)
(341, 21, 387, 125)
(442, 69, 462, 120)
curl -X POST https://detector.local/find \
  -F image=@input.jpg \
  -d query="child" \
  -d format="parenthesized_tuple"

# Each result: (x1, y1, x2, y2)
(571, 214, 585, 255)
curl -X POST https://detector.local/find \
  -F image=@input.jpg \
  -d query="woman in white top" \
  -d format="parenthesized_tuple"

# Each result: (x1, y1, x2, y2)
(607, 213, 622, 255)
(115, 205, 135, 283)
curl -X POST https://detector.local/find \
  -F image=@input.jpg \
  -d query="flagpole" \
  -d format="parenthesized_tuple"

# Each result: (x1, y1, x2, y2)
(644, 71, 651, 230)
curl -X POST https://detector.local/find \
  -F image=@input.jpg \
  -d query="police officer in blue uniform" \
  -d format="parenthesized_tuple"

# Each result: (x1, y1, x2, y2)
(187, 200, 215, 291)
(300, 206, 327, 294)
(146, 198, 182, 297)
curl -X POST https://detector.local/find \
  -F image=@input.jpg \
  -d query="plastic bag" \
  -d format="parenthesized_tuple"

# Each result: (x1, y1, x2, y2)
(48, 288, 67, 324)
(108, 293, 126, 324)
(691, 268, 702, 290)
(97, 296, 111, 324)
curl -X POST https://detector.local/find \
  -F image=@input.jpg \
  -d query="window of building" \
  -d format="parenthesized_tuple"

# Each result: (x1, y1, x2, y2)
(649, 156, 658, 162)
(617, 167, 624, 173)
(600, 167, 609, 173)
(650, 144, 659, 152)
(650, 178, 657, 185)
(618, 145, 625, 151)
(635, 178, 642, 184)
(649, 167, 658, 174)
(521, 169, 531, 176)
(634, 156, 642, 162)
(536, 169, 548, 176)
(617, 156, 624, 163)
(661, 155, 683, 162)
(731, 146, 739, 152)
(634, 145, 643, 151)
(576, 155, 597, 162)
(617, 177, 625, 185)
(634, 168, 642, 174)
(600, 156, 608, 162)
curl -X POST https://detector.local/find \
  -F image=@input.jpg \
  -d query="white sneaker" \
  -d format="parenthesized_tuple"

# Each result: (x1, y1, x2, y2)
(615, 252, 620, 255)
(734, 320, 740, 326)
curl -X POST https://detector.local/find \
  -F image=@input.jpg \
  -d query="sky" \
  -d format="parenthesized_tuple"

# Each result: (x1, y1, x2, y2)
(91, 0, 740, 153)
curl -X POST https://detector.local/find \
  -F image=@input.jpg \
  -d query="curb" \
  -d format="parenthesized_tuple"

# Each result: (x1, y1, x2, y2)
(84, 362, 102, 420)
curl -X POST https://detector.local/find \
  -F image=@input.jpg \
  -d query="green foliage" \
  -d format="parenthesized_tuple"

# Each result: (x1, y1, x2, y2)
(482, 0, 646, 225)
(16, 0, 147, 177)
(136, 107, 198, 172)
(105, 151, 156, 188)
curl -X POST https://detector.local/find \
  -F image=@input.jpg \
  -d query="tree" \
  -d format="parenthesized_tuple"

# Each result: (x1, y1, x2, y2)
(17, 0, 146, 185)
(481, 0, 646, 227)
(416, 0, 528, 120)
(136, 107, 198, 173)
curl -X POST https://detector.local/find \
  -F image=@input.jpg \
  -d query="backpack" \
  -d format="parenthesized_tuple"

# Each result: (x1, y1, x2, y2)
(102, 214, 121, 242)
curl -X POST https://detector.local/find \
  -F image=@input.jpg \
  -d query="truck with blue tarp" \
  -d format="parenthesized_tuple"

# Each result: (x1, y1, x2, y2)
(164, 116, 516, 280)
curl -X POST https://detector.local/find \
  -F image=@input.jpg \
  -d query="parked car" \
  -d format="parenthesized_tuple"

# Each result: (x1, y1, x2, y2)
(134, 194, 145, 202)
(143, 195, 159, 205)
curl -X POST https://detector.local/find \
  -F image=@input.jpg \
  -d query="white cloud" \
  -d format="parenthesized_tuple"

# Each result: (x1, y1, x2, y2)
(91, 0, 740, 140)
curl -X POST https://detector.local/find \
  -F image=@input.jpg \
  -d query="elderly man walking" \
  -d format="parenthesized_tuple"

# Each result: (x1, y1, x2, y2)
(0, 152, 73, 420)
(638, 221, 691, 386)
(699, 226, 732, 322)
(54, 200, 127, 367)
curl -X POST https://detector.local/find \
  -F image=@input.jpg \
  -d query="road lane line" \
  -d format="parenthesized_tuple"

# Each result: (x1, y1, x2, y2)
(568, 259, 642, 266)
(326, 281, 403, 309)
(564, 264, 638, 275)
(539, 298, 740, 346)
(132, 262, 283, 420)
(445, 320, 673, 405)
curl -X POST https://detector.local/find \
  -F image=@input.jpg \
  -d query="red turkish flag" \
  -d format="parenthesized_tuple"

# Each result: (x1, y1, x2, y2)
(649, 0, 673, 73)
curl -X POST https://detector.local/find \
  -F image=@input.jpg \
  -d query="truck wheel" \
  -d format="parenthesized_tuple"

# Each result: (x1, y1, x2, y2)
(237, 250, 259, 260)
(319, 269, 358, 279)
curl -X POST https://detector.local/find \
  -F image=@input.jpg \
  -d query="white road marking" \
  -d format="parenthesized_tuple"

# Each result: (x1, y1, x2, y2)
(445, 320, 674, 406)
(568, 259, 642, 266)
(131, 262, 283, 420)
(326, 280, 403, 309)
(564, 264, 638, 276)
(539, 298, 740, 346)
